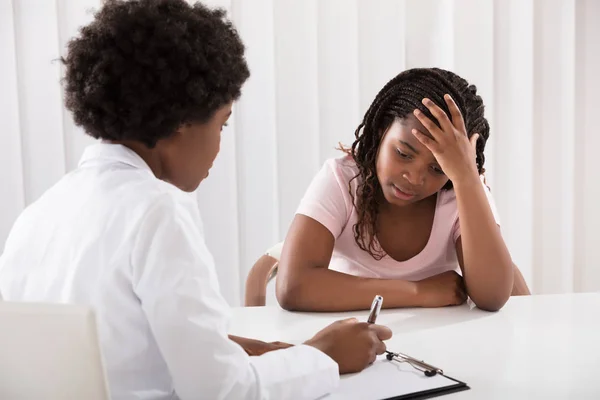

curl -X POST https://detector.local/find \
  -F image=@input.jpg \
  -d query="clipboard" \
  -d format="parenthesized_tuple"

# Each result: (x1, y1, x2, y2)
(323, 350, 469, 400)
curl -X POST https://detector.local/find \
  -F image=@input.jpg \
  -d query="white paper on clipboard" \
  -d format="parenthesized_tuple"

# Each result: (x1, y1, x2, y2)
(321, 355, 466, 400)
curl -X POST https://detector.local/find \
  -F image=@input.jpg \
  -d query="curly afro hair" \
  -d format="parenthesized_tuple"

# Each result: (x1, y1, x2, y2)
(345, 68, 490, 259)
(62, 0, 250, 148)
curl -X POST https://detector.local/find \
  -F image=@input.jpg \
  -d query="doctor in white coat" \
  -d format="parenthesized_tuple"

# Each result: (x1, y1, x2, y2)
(0, 0, 392, 399)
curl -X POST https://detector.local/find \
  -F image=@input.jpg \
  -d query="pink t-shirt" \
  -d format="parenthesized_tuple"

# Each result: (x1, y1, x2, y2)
(296, 155, 500, 281)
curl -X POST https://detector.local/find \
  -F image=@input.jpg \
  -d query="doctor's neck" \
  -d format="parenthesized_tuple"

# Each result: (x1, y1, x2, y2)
(109, 140, 165, 181)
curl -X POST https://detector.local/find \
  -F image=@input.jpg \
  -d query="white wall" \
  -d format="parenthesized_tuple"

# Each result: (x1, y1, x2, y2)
(1, 0, 599, 306)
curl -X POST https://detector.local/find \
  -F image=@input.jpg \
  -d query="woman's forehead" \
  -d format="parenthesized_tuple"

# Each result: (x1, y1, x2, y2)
(383, 117, 438, 160)
(386, 115, 434, 141)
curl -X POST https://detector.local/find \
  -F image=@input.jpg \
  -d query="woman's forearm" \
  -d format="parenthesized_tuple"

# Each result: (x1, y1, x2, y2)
(454, 178, 514, 311)
(276, 266, 419, 312)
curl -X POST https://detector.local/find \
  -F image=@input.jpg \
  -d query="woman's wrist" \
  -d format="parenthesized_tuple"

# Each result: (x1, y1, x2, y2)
(451, 171, 481, 190)
(392, 279, 421, 308)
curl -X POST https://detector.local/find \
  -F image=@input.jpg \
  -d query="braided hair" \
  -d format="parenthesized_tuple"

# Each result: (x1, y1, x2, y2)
(346, 68, 490, 259)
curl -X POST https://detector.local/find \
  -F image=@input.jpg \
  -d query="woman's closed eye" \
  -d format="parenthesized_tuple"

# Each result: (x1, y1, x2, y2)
(396, 147, 444, 174)
(431, 165, 445, 175)
(395, 148, 412, 160)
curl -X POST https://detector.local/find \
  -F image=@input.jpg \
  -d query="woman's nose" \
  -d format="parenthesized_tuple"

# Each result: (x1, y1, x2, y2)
(402, 171, 424, 186)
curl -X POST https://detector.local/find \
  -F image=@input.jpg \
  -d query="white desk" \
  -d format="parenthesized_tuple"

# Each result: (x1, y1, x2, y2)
(231, 293, 600, 399)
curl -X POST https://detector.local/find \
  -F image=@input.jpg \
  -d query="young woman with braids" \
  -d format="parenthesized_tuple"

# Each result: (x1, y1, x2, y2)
(276, 68, 530, 313)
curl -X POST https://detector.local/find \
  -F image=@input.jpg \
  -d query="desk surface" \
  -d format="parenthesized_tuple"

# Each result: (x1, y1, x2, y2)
(230, 293, 600, 399)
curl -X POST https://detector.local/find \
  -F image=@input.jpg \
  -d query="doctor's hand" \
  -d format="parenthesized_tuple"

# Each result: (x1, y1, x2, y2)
(304, 318, 393, 374)
(229, 335, 294, 356)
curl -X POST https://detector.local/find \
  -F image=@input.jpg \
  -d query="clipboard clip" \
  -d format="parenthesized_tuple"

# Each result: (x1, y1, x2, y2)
(385, 350, 443, 377)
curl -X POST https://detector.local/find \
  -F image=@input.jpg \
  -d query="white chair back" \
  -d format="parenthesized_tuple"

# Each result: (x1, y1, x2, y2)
(0, 301, 110, 400)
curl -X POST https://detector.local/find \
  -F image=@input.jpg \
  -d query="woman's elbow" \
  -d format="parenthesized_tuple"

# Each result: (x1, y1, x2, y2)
(472, 296, 508, 312)
(471, 264, 514, 311)
(275, 271, 306, 311)
(471, 285, 512, 312)
(275, 285, 299, 311)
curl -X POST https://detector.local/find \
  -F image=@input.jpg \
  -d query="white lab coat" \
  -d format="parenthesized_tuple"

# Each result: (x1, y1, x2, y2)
(0, 143, 339, 400)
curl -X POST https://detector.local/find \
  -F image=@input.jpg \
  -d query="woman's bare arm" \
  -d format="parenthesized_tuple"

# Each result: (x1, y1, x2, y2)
(276, 215, 421, 312)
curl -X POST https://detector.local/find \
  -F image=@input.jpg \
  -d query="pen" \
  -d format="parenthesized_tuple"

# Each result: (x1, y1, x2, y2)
(367, 295, 383, 324)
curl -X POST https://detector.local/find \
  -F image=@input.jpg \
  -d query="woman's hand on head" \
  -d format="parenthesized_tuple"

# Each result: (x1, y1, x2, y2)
(410, 94, 481, 187)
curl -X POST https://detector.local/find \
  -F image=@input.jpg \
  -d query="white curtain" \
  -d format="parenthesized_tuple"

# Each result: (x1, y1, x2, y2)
(1, 0, 599, 306)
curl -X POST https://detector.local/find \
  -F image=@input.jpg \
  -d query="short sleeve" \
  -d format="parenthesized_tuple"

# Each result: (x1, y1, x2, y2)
(296, 159, 354, 239)
(452, 177, 500, 242)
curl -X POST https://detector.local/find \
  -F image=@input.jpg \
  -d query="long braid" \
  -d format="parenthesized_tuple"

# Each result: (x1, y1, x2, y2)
(345, 68, 490, 260)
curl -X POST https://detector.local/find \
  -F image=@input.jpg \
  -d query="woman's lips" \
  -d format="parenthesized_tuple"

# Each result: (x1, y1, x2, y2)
(392, 184, 416, 200)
